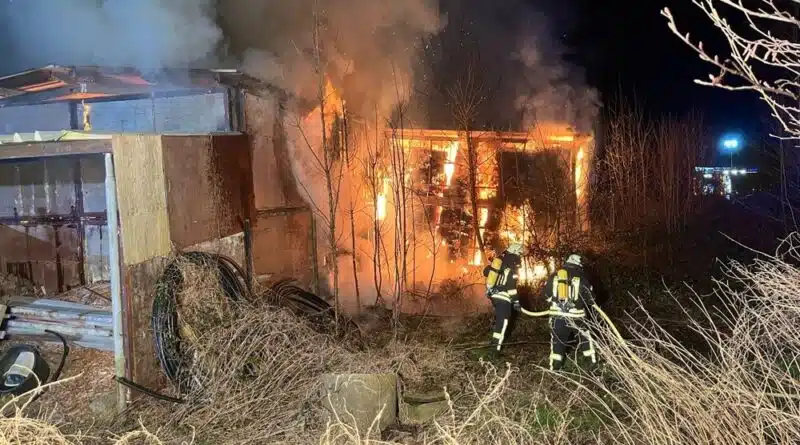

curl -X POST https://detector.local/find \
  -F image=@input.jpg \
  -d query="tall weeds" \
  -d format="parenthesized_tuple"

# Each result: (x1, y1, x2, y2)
(574, 233, 800, 445)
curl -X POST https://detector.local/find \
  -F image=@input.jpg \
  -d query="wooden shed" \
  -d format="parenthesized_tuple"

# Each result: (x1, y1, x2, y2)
(0, 131, 253, 406)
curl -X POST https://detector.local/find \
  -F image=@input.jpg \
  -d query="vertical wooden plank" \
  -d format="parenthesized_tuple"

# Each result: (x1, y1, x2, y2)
(111, 134, 171, 265)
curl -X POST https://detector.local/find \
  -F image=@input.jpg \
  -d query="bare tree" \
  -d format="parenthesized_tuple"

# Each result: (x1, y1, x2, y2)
(447, 55, 491, 263)
(287, 5, 346, 322)
(662, 1, 800, 139)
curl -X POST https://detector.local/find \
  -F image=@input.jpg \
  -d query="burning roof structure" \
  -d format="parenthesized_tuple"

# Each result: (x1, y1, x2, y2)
(0, 65, 285, 134)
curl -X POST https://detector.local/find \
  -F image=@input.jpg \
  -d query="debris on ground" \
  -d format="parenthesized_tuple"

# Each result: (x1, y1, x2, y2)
(0, 273, 42, 298)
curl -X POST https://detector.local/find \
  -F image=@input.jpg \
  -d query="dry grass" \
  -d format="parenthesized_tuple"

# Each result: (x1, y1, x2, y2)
(0, 376, 176, 445)
(22, 344, 115, 428)
(16, 233, 800, 444)
(166, 304, 350, 444)
(560, 233, 800, 445)
(0, 273, 41, 298)
(174, 258, 234, 343)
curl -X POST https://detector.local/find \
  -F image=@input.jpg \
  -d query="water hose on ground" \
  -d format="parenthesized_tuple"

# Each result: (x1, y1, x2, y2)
(520, 304, 644, 366)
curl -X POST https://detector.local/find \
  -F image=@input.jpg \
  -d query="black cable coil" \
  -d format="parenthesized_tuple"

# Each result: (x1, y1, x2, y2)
(151, 251, 248, 392)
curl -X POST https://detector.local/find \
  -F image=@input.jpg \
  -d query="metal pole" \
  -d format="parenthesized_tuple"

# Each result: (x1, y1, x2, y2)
(310, 212, 320, 295)
(104, 153, 127, 413)
(243, 218, 253, 294)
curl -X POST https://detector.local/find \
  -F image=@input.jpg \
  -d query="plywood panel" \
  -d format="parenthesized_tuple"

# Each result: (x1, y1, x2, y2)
(111, 134, 171, 265)
(245, 94, 284, 209)
(210, 134, 254, 230)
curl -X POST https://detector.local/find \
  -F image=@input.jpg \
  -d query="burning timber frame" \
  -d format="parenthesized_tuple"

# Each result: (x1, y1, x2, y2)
(386, 125, 593, 264)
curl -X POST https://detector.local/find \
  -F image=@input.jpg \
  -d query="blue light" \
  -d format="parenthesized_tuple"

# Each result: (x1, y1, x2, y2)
(719, 133, 743, 154)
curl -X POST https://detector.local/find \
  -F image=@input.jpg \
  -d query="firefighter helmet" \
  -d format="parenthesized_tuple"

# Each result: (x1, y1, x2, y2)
(506, 243, 524, 256)
(565, 253, 583, 267)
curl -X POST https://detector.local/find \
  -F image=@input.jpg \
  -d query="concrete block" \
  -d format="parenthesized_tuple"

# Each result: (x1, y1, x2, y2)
(320, 373, 398, 436)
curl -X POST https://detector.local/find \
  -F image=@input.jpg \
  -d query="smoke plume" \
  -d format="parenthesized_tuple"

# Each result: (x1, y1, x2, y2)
(219, 0, 443, 118)
(0, 0, 221, 74)
(0, 0, 600, 314)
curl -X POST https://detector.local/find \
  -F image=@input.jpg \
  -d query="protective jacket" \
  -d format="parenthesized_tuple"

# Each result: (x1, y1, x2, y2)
(543, 264, 597, 370)
(484, 250, 522, 352)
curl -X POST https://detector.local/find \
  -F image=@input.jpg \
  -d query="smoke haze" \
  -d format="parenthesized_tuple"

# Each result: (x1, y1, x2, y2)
(0, 0, 221, 74)
(1, 0, 597, 131)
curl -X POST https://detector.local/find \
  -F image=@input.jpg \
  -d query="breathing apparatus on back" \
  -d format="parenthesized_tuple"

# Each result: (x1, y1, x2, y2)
(484, 243, 523, 294)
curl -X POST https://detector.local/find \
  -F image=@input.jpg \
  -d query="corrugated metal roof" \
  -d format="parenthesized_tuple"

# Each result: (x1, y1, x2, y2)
(0, 130, 112, 145)
(0, 65, 290, 107)
(0, 65, 237, 106)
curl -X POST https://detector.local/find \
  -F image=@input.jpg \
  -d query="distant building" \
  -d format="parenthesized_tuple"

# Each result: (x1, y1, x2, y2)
(694, 166, 759, 199)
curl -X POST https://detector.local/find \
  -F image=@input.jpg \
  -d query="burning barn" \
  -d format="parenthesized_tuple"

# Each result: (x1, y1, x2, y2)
(0, 63, 596, 390)
(387, 124, 593, 281)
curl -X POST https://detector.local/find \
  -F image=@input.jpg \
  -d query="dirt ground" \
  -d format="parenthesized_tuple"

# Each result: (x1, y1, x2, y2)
(0, 339, 116, 428)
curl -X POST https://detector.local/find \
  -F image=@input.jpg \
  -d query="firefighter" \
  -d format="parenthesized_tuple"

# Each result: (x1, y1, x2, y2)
(483, 243, 524, 353)
(543, 253, 597, 371)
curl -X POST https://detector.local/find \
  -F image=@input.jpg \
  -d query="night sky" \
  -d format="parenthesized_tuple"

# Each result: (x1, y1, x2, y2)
(570, 0, 766, 139)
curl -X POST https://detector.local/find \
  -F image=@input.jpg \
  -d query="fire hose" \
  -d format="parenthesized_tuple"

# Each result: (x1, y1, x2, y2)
(520, 304, 644, 366)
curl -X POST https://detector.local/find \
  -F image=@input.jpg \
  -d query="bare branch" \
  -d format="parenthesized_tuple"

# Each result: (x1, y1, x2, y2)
(663, 1, 800, 139)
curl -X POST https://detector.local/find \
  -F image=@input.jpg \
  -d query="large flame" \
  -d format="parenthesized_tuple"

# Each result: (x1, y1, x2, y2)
(304, 77, 345, 134)
(443, 141, 459, 187)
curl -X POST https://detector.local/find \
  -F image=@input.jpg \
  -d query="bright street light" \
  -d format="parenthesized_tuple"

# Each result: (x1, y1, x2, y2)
(722, 138, 739, 150)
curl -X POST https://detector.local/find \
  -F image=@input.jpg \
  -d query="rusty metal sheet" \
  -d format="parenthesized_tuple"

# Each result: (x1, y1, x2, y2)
(0, 140, 111, 161)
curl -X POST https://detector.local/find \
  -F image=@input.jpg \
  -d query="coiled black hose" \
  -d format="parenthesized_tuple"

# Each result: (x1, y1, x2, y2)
(151, 251, 248, 391)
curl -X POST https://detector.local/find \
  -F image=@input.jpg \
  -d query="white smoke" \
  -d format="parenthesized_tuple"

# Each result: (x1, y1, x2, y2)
(2, 0, 221, 73)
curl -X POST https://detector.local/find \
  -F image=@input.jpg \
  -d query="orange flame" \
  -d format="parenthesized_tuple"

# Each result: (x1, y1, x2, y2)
(443, 141, 459, 187)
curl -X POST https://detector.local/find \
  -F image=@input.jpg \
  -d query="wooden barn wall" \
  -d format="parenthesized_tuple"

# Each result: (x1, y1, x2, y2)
(122, 256, 169, 394)
(114, 134, 253, 391)
(244, 93, 315, 287)
(161, 134, 253, 249)
(0, 154, 110, 294)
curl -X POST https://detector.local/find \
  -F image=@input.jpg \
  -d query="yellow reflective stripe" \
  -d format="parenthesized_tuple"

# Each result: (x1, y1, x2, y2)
(491, 293, 512, 302)
(580, 329, 597, 363)
(492, 332, 503, 340)
(568, 308, 585, 314)
(549, 352, 563, 370)
(507, 289, 518, 296)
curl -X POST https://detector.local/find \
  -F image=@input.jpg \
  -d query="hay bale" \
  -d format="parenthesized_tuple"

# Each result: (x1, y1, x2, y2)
(320, 373, 398, 436)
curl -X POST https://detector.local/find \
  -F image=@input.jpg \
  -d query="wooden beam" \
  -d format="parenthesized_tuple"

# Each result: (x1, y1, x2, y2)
(256, 205, 310, 218)
(0, 140, 111, 161)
